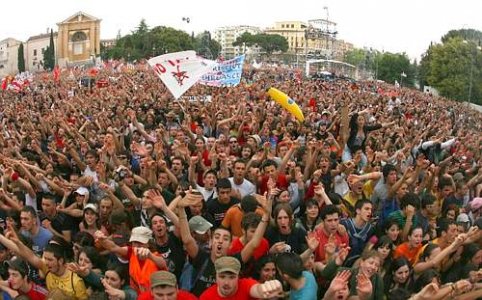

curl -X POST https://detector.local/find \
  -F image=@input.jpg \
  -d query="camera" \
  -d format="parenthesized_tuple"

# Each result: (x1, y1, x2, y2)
(114, 167, 128, 181)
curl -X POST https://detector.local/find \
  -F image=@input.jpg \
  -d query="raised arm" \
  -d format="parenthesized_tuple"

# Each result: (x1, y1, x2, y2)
(94, 230, 128, 258)
(240, 193, 272, 263)
(176, 194, 204, 259)
(414, 234, 466, 274)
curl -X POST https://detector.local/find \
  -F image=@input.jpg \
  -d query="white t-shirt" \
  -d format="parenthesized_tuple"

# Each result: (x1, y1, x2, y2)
(83, 166, 99, 182)
(195, 184, 218, 202)
(228, 178, 256, 198)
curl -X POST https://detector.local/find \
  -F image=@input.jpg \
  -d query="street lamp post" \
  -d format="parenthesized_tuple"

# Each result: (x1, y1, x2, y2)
(182, 17, 194, 43)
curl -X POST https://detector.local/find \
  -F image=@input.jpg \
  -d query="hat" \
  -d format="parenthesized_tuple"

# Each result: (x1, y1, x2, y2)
(321, 110, 331, 115)
(453, 172, 465, 182)
(129, 226, 153, 244)
(456, 213, 470, 223)
(189, 216, 213, 235)
(215, 256, 241, 274)
(83, 203, 98, 214)
(248, 134, 261, 145)
(7, 258, 29, 276)
(75, 187, 89, 196)
(150, 271, 177, 288)
(471, 198, 482, 212)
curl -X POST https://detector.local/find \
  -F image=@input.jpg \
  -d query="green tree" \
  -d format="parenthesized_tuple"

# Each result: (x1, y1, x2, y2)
(418, 43, 434, 91)
(43, 29, 55, 70)
(344, 48, 368, 68)
(195, 31, 221, 59)
(17, 43, 25, 73)
(233, 32, 256, 47)
(254, 34, 288, 55)
(233, 33, 287, 55)
(149, 26, 193, 55)
(426, 37, 482, 103)
(441, 29, 482, 44)
(377, 52, 414, 86)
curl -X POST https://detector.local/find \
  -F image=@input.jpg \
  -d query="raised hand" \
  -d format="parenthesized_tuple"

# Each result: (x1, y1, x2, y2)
(329, 270, 351, 293)
(146, 189, 166, 210)
(306, 232, 320, 252)
(67, 262, 89, 277)
(335, 246, 351, 266)
(356, 273, 373, 299)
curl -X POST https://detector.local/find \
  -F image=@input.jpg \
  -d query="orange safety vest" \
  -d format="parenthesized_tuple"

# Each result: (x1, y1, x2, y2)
(129, 252, 161, 294)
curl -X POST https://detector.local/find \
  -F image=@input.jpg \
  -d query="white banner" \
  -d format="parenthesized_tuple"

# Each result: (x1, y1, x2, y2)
(199, 55, 245, 87)
(148, 51, 215, 99)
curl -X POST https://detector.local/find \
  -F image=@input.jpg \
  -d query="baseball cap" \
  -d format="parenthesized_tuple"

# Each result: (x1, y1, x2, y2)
(471, 198, 482, 212)
(248, 134, 261, 145)
(150, 271, 177, 288)
(456, 213, 470, 223)
(83, 203, 98, 214)
(129, 226, 152, 244)
(189, 216, 213, 235)
(75, 187, 89, 196)
(215, 256, 241, 274)
(453, 172, 465, 182)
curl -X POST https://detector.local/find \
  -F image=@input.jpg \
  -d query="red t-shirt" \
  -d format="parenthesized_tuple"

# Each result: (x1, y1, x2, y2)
(259, 174, 288, 195)
(9, 282, 48, 300)
(314, 227, 350, 262)
(138, 290, 197, 300)
(228, 237, 269, 260)
(199, 278, 258, 300)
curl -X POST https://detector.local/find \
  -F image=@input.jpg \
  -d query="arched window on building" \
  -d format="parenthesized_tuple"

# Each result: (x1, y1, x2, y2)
(71, 31, 88, 55)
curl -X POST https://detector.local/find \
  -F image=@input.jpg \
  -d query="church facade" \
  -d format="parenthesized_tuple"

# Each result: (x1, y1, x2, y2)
(56, 11, 101, 67)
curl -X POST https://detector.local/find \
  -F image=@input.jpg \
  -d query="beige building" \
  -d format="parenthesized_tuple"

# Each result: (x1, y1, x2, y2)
(214, 25, 261, 59)
(25, 32, 58, 72)
(0, 38, 22, 76)
(57, 11, 101, 67)
(264, 20, 353, 62)
(264, 21, 308, 56)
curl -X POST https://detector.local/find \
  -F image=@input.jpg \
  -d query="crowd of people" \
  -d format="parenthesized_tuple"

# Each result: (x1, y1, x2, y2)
(0, 60, 480, 300)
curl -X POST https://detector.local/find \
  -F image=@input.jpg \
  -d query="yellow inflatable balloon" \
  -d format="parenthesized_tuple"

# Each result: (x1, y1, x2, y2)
(267, 87, 305, 122)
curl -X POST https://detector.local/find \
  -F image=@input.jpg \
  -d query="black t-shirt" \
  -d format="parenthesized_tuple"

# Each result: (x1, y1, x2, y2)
(206, 197, 239, 228)
(155, 233, 185, 279)
(264, 226, 307, 254)
(190, 250, 215, 297)
(190, 250, 243, 297)
(38, 211, 73, 239)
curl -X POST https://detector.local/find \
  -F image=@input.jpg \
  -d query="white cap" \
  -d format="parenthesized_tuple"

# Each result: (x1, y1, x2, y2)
(75, 187, 89, 196)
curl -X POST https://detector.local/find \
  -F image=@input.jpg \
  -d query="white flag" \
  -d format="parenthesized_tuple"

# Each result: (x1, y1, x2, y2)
(401, 72, 407, 78)
(148, 51, 215, 99)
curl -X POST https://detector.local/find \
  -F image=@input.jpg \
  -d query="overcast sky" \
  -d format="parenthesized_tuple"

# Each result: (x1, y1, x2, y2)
(1, 0, 480, 60)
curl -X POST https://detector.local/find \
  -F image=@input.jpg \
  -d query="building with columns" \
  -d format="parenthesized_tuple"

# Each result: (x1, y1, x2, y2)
(56, 11, 101, 67)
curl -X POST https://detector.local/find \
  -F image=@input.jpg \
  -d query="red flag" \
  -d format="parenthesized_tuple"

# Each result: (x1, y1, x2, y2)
(53, 66, 60, 82)
(1, 78, 7, 90)
(88, 67, 98, 77)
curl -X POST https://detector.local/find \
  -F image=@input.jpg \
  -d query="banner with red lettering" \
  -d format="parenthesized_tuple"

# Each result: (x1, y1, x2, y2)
(148, 51, 215, 99)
